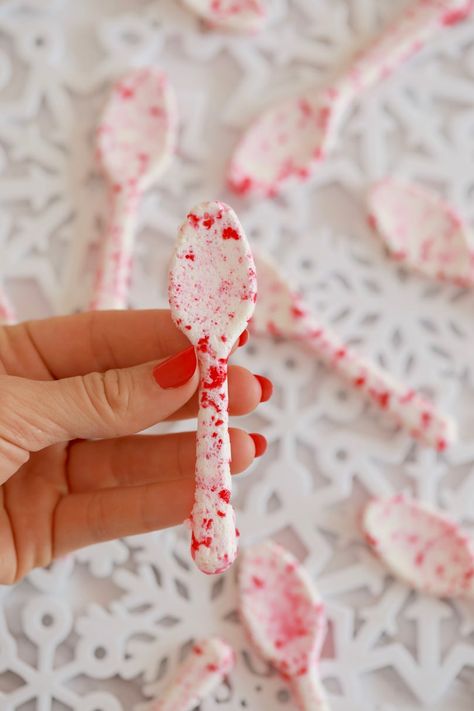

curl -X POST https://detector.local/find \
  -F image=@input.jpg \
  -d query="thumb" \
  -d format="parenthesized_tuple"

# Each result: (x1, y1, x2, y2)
(0, 346, 198, 484)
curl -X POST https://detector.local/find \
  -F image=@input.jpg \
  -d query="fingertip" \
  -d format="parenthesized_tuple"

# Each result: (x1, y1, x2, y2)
(229, 428, 257, 474)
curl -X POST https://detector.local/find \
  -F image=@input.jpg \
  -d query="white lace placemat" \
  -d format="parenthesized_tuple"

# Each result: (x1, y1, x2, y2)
(1, 1, 474, 709)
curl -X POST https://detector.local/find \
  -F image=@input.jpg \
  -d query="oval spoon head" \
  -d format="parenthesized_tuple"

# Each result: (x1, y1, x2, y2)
(182, 0, 266, 33)
(250, 251, 310, 339)
(97, 68, 177, 191)
(368, 179, 474, 287)
(239, 541, 326, 679)
(363, 495, 474, 598)
(169, 202, 257, 357)
(228, 94, 342, 197)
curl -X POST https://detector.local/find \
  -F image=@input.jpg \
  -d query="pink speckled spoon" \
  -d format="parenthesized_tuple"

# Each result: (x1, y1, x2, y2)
(182, 0, 266, 33)
(368, 179, 474, 286)
(240, 541, 329, 711)
(363, 495, 474, 598)
(150, 638, 235, 711)
(0, 288, 15, 324)
(91, 68, 177, 310)
(251, 251, 457, 451)
(228, 0, 473, 196)
(169, 202, 257, 575)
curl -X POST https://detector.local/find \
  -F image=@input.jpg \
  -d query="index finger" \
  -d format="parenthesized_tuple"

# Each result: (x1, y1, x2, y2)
(8, 310, 190, 379)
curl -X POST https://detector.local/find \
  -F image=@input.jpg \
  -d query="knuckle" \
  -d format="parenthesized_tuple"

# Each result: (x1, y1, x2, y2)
(82, 369, 132, 426)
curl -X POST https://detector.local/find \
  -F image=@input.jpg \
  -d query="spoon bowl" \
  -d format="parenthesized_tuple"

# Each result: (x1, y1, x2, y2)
(363, 495, 474, 598)
(239, 541, 329, 710)
(182, 0, 266, 33)
(169, 201, 257, 574)
(368, 179, 474, 286)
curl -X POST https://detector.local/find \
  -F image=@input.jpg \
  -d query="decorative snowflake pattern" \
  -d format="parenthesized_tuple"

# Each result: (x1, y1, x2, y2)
(1, 0, 474, 708)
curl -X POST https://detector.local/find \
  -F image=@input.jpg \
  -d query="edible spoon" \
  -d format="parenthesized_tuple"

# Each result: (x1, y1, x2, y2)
(228, 0, 473, 196)
(182, 0, 266, 33)
(239, 541, 329, 710)
(363, 495, 474, 598)
(150, 638, 235, 711)
(251, 251, 456, 451)
(91, 68, 177, 310)
(169, 202, 257, 574)
(368, 179, 474, 286)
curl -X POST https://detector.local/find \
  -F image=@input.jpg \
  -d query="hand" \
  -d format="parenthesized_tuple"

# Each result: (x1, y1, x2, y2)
(0, 310, 272, 583)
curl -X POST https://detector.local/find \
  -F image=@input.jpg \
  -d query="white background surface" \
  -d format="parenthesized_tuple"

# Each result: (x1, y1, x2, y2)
(1, 0, 474, 709)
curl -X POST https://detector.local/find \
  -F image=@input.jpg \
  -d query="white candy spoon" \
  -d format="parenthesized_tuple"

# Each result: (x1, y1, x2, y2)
(169, 202, 257, 574)
(251, 251, 456, 451)
(368, 179, 474, 286)
(228, 0, 473, 196)
(0, 287, 15, 324)
(182, 0, 266, 33)
(149, 638, 235, 711)
(91, 68, 177, 310)
(239, 541, 329, 711)
(363, 495, 474, 598)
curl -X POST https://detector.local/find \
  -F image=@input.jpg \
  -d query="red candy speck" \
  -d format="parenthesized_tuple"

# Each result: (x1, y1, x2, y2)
(222, 226, 240, 241)
(219, 489, 231, 504)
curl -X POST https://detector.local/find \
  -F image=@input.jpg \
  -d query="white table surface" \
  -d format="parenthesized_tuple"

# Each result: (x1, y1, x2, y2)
(1, 0, 474, 709)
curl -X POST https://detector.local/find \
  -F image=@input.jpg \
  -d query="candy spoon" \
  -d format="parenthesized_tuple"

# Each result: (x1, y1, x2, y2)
(239, 541, 329, 710)
(368, 179, 474, 286)
(182, 0, 266, 33)
(149, 638, 235, 711)
(228, 0, 474, 196)
(363, 495, 474, 598)
(251, 251, 456, 451)
(91, 68, 177, 310)
(0, 287, 15, 324)
(168, 202, 257, 574)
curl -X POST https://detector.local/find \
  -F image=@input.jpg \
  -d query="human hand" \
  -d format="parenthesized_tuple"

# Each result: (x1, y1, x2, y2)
(0, 310, 272, 583)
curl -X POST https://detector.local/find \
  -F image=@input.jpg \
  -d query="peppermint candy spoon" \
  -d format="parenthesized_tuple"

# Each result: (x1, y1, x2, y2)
(149, 638, 235, 711)
(229, 0, 473, 196)
(368, 179, 474, 286)
(169, 202, 257, 575)
(182, 0, 266, 33)
(363, 495, 474, 598)
(251, 251, 456, 451)
(91, 68, 177, 310)
(0, 288, 16, 324)
(239, 541, 329, 710)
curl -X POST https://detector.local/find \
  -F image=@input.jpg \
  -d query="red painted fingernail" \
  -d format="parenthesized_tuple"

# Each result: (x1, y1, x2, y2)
(153, 346, 197, 389)
(255, 374, 273, 403)
(238, 330, 249, 347)
(250, 433, 267, 458)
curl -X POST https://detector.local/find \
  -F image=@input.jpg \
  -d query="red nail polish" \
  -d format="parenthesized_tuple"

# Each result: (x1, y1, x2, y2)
(153, 346, 197, 389)
(238, 330, 249, 347)
(250, 433, 267, 458)
(255, 374, 273, 403)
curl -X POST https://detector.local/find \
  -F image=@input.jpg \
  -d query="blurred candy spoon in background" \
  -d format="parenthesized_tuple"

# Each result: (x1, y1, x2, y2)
(229, 0, 474, 197)
(91, 68, 177, 310)
(169, 202, 257, 575)
(149, 638, 235, 711)
(240, 541, 330, 710)
(363, 495, 474, 598)
(368, 179, 474, 286)
(251, 251, 457, 451)
(182, 0, 266, 33)
(0, 287, 16, 324)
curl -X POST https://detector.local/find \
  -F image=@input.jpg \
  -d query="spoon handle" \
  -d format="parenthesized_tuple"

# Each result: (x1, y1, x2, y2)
(334, 0, 473, 102)
(292, 670, 330, 711)
(150, 639, 235, 711)
(89, 186, 139, 310)
(191, 352, 237, 575)
(300, 320, 456, 451)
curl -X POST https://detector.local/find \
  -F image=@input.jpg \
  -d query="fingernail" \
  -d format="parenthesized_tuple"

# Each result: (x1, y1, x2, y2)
(238, 330, 249, 347)
(250, 433, 267, 457)
(153, 346, 197, 389)
(255, 374, 273, 403)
